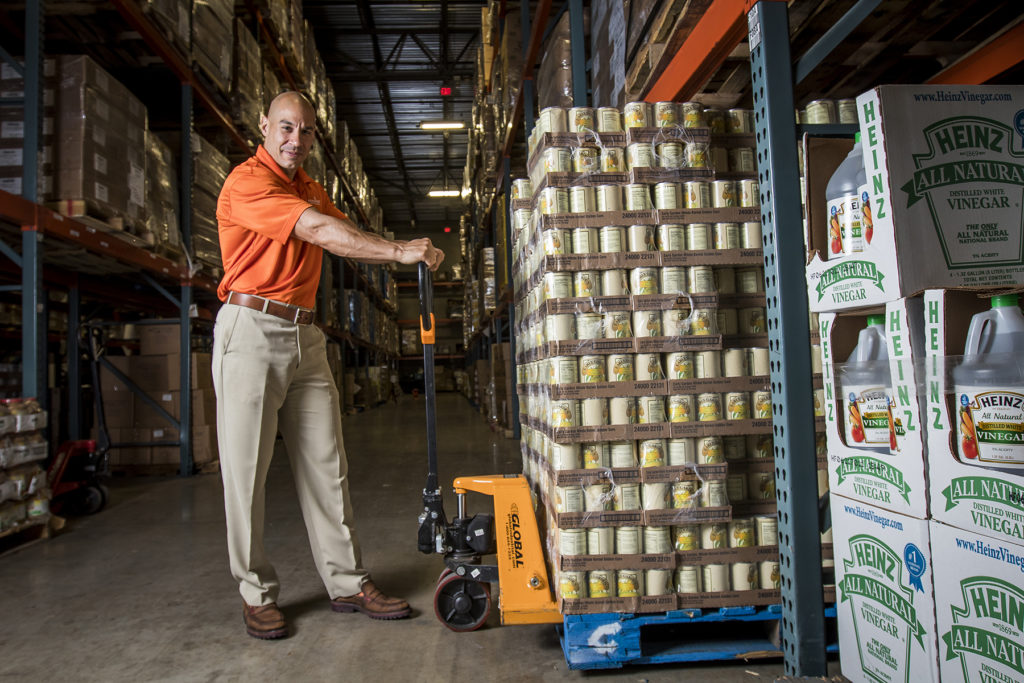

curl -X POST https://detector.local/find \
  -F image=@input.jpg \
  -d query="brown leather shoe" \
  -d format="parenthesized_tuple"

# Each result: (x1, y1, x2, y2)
(330, 580, 411, 620)
(243, 602, 288, 639)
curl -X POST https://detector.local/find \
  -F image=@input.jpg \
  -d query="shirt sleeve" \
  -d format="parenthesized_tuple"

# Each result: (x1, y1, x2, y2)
(218, 169, 313, 245)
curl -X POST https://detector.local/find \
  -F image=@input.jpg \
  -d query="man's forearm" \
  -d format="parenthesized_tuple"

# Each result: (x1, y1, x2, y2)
(295, 208, 401, 262)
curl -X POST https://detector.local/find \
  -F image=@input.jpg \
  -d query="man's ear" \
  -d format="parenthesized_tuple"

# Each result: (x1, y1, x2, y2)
(259, 115, 268, 135)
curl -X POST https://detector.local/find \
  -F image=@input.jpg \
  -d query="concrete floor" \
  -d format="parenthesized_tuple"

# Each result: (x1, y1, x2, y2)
(0, 393, 838, 682)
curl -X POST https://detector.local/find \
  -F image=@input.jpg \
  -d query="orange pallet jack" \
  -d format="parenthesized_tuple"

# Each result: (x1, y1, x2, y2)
(415, 263, 562, 631)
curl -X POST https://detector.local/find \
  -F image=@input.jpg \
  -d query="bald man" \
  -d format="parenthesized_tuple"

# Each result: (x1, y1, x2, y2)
(214, 92, 443, 639)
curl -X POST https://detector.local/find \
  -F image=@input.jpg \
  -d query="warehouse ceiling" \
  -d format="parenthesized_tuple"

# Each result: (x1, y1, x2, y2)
(303, 0, 485, 235)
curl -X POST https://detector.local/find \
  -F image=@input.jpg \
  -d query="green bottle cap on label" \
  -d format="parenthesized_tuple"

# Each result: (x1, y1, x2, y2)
(991, 294, 1019, 308)
(855, 132, 861, 143)
(867, 314, 885, 326)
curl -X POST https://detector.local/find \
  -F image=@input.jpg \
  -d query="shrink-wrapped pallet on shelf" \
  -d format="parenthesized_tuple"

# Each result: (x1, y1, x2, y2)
(262, 59, 281, 115)
(55, 55, 147, 229)
(232, 19, 263, 135)
(190, 134, 230, 269)
(192, 0, 233, 95)
(144, 0, 190, 57)
(0, 58, 56, 198)
(145, 132, 180, 254)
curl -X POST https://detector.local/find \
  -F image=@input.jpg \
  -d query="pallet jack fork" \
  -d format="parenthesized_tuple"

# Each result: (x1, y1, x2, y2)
(414, 263, 561, 631)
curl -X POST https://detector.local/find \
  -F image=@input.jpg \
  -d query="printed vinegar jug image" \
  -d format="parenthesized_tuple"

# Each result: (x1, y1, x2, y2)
(952, 294, 1024, 469)
(839, 314, 892, 452)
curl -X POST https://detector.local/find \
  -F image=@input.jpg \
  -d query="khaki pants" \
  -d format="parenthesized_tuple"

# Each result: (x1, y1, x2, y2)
(212, 304, 366, 606)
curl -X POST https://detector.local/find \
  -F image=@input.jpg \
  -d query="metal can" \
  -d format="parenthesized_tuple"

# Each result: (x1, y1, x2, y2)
(685, 224, 712, 251)
(604, 313, 633, 340)
(600, 146, 624, 172)
(542, 271, 572, 299)
(559, 528, 587, 555)
(689, 308, 715, 335)
(729, 519, 755, 547)
(697, 435, 724, 464)
(717, 308, 738, 335)
(634, 353, 664, 380)
(657, 224, 686, 252)
(694, 350, 721, 379)
(681, 101, 704, 128)
(568, 106, 595, 132)
(737, 267, 764, 293)
(748, 471, 775, 500)
(661, 267, 687, 297)
(703, 564, 729, 592)
(646, 569, 673, 596)
(541, 228, 569, 255)
(656, 142, 685, 168)
(739, 179, 760, 207)
(704, 108, 725, 133)
(653, 101, 679, 127)
(601, 269, 628, 296)
(673, 525, 700, 551)
(688, 265, 715, 293)
(747, 433, 773, 460)
(752, 390, 772, 419)
(573, 270, 600, 298)
(542, 146, 571, 173)
(549, 356, 579, 384)
(726, 108, 752, 133)
(568, 187, 595, 216)
(559, 571, 586, 598)
(545, 313, 574, 341)
(552, 440, 582, 470)
(627, 224, 656, 252)
(629, 268, 659, 295)
(549, 399, 577, 428)
(667, 352, 695, 379)
(576, 312, 603, 339)
(722, 348, 747, 377)
(597, 107, 623, 132)
(675, 566, 702, 593)
(837, 99, 858, 124)
(711, 180, 736, 208)
(805, 99, 836, 125)
(713, 222, 740, 250)
(626, 142, 655, 169)
(637, 397, 666, 426)
(644, 526, 672, 553)
(756, 515, 778, 546)
(668, 438, 695, 465)
(632, 310, 662, 338)
(582, 442, 610, 469)
(724, 436, 746, 461)
(748, 347, 770, 375)
(653, 182, 682, 209)
(668, 394, 695, 423)
(684, 142, 707, 168)
(572, 226, 599, 254)
(726, 474, 748, 503)
(606, 353, 634, 381)
(684, 181, 711, 208)
(732, 562, 758, 591)
(572, 146, 600, 174)
(614, 483, 641, 511)
(642, 483, 670, 510)
(672, 480, 699, 509)
(610, 441, 637, 467)
(587, 527, 614, 555)
(624, 101, 651, 129)
(697, 393, 722, 422)
(584, 483, 613, 510)
(588, 569, 614, 598)
(662, 307, 689, 336)
(759, 561, 781, 589)
(608, 397, 635, 425)
(716, 267, 736, 294)
(511, 178, 533, 199)
(617, 569, 644, 597)
(579, 355, 607, 383)
(740, 307, 766, 334)
(539, 106, 568, 133)
(595, 184, 622, 211)
(728, 146, 756, 173)
(701, 522, 728, 549)
(599, 225, 626, 253)
(725, 392, 750, 420)
(554, 485, 584, 511)
(624, 183, 651, 211)
(513, 207, 534, 232)
(538, 186, 569, 214)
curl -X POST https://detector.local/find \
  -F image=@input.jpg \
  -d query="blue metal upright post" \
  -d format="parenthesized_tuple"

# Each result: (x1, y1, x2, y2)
(747, 1, 826, 676)
(180, 84, 193, 255)
(67, 283, 81, 439)
(179, 284, 193, 474)
(501, 156, 520, 438)
(568, 0, 587, 106)
(22, 0, 42, 204)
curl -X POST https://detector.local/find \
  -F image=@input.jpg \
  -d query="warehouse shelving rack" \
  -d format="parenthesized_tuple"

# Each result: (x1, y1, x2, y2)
(1, 0, 400, 474)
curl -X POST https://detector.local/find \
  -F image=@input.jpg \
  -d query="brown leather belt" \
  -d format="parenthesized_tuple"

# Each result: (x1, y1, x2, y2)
(227, 291, 314, 325)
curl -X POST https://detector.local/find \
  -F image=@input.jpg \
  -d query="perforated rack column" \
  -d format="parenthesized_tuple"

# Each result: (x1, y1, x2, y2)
(747, 1, 826, 676)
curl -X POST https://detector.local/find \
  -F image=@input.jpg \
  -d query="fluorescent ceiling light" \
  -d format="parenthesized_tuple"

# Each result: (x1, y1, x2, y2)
(428, 190, 461, 198)
(420, 121, 465, 130)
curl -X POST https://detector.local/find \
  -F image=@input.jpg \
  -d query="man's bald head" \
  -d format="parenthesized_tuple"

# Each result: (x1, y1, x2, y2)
(259, 91, 316, 179)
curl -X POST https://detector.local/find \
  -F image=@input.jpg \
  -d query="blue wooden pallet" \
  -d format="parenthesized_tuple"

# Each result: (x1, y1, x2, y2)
(560, 606, 786, 671)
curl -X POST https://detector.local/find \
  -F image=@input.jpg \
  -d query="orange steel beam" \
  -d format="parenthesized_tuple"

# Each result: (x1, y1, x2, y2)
(645, 0, 750, 102)
(927, 20, 1024, 85)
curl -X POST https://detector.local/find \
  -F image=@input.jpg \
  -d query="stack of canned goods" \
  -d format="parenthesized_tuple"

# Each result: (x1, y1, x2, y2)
(799, 98, 859, 125)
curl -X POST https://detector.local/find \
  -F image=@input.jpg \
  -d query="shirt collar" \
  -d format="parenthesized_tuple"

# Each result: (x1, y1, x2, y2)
(255, 145, 311, 188)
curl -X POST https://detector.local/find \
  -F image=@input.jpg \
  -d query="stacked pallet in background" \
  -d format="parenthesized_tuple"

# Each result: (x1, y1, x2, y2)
(0, 58, 55, 199)
(0, 398, 51, 538)
(145, 132, 181, 256)
(190, 133, 230, 271)
(192, 0, 233, 95)
(231, 18, 263, 136)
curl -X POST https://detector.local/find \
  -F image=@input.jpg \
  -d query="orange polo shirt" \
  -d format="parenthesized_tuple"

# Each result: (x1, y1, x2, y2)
(216, 145, 347, 309)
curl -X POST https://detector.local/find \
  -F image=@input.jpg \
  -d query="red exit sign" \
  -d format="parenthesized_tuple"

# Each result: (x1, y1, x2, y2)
(440, 86, 452, 96)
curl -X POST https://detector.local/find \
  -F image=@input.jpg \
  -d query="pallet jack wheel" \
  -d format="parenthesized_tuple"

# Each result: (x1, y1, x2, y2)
(78, 484, 107, 515)
(433, 573, 491, 632)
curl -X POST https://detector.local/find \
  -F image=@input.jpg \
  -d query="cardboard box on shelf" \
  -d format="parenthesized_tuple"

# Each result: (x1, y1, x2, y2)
(149, 426, 182, 465)
(924, 288, 1024, 547)
(192, 423, 218, 465)
(99, 356, 133, 399)
(818, 296, 929, 518)
(130, 354, 180, 392)
(109, 427, 153, 466)
(929, 520, 1024, 683)
(133, 390, 180, 427)
(831, 494, 939, 683)
(191, 389, 217, 427)
(139, 323, 181, 356)
(805, 85, 1024, 312)
(98, 395, 133, 430)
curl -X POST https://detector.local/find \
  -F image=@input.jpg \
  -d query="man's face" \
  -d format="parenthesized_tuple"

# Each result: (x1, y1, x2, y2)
(260, 96, 315, 178)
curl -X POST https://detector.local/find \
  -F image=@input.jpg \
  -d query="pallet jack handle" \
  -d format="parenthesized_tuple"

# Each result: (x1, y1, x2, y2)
(417, 262, 447, 554)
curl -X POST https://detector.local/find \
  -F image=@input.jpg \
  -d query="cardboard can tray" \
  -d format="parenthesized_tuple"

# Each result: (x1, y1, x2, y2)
(626, 126, 711, 146)
(558, 589, 780, 614)
(628, 167, 714, 185)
